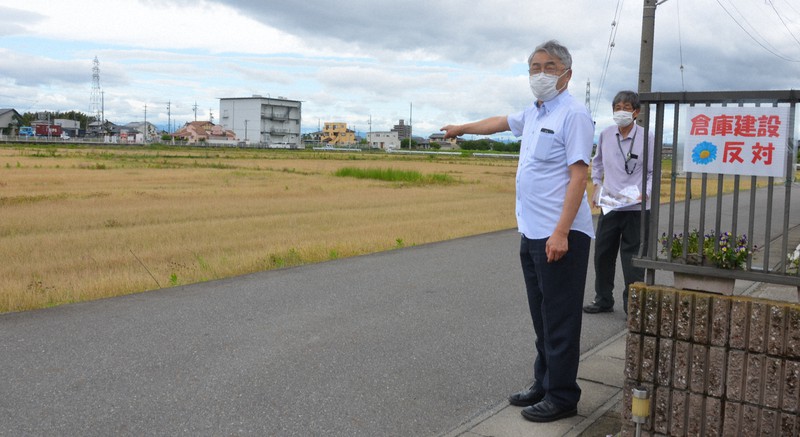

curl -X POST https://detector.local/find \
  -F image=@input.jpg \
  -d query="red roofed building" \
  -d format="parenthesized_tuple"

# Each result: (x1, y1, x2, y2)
(172, 121, 237, 145)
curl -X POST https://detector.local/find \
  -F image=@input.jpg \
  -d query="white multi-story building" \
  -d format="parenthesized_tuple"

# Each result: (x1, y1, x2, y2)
(366, 131, 400, 150)
(219, 95, 302, 148)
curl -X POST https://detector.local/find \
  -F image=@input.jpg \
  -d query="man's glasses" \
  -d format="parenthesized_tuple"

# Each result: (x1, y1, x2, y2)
(529, 63, 565, 75)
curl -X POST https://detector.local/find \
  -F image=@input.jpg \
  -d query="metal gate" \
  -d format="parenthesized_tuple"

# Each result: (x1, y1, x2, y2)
(633, 90, 800, 290)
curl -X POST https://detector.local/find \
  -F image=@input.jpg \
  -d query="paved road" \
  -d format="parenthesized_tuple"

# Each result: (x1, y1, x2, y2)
(0, 229, 627, 437)
(4, 182, 796, 436)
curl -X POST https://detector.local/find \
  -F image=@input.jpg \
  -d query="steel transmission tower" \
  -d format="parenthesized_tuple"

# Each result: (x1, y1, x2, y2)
(90, 57, 102, 125)
(585, 79, 591, 112)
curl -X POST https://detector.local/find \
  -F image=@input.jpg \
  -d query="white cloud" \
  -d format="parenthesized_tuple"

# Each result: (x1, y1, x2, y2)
(0, 0, 799, 136)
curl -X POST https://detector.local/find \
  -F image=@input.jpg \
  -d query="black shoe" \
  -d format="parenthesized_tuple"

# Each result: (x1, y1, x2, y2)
(521, 399, 578, 423)
(583, 302, 614, 314)
(508, 386, 545, 407)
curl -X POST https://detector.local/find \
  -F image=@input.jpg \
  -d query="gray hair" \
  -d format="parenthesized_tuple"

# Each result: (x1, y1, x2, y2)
(528, 40, 573, 70)
(612, 90, 641, 110)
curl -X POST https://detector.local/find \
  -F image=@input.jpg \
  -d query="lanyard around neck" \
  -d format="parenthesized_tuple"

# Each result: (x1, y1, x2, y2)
(615, 125, 638, 162)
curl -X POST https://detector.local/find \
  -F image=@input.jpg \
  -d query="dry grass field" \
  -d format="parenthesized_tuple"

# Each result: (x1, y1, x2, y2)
(1, 145, 520, 313)
(1, 144, 788, 314)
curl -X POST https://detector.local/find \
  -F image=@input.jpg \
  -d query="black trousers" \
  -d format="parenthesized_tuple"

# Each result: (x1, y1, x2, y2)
(519, 231, 590, 409)
(592, 210, 650, 311)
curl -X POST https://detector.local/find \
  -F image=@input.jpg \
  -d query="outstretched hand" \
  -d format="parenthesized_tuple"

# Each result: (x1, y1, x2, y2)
(440, 125, 462, 140)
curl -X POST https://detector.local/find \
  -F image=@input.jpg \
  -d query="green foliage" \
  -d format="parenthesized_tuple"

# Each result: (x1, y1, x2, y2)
(460, 139, 492, 151)
(334, 167, 453, 184)
(400, 138, 417, 149)
(21, 110, 93, 128)
(788, 250, 800, 272)
(193, 253, 210, 271)
(266, 248, 302, 269)
(493, 141, 521, 152)
(459, 139, 520, 152)
(395, 238, 405, 248)
(659, 230, 755, 270)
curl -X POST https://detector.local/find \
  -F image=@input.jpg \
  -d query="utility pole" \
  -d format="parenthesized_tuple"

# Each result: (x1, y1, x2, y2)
(638, 0, 669, 124)
(409, 102, 413, 149)
(101, 91, 105, 134)
(638, 0, 657, 96)
(144, 104, 147, 144)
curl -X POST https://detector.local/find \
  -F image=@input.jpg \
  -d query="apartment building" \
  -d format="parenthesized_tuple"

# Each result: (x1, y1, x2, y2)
(320, 122, 356, 145)
(219, 95, 302, 148)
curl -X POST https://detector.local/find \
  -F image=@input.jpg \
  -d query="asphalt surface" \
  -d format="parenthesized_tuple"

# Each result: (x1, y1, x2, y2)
(0, 229, 627, 437)
(4, 183, 795, 436)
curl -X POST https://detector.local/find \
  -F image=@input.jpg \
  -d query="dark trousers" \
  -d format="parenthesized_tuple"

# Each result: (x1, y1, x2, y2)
(592, 210, 650, 310)
(519, 231, 590, 409)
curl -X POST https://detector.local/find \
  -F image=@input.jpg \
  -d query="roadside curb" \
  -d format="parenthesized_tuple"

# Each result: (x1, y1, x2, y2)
(441, 329, 627, 437)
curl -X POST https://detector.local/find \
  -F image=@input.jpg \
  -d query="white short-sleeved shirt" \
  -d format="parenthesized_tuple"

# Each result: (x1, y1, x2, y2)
(508, 91, 595, 239)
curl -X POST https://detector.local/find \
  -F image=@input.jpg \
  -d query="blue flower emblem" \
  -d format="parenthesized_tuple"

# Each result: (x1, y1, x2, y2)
(691, 141, 717, 165)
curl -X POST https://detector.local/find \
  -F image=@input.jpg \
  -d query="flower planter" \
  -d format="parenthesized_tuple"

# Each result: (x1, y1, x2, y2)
(673, 272, 735, 295)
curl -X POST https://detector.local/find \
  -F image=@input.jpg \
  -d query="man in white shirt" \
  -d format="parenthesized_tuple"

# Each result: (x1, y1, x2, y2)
(440, 40, 594, 423)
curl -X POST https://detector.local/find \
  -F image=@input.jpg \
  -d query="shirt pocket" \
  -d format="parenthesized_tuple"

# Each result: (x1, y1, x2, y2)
(533, 129, 555, 160)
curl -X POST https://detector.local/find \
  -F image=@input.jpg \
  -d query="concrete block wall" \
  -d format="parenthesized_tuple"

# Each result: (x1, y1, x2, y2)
(621, 283, 800, 437)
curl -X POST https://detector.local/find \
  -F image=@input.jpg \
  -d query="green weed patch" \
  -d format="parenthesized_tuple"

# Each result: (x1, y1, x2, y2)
(334, 167, 454, 184)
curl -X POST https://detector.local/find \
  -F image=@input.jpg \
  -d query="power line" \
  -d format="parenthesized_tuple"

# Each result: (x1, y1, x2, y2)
(592, 0, 625, 119)
(777, 0, 800, 18)
(715, 0, 800, 62)
(767, 0, 800, 49)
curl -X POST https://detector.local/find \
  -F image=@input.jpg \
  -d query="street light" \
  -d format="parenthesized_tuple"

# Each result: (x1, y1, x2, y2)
(631, 386, 651, 437)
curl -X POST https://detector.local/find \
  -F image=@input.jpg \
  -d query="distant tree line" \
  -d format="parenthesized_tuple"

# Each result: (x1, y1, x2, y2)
(20, 110, 93, 127)
(459, 139, 520, 152)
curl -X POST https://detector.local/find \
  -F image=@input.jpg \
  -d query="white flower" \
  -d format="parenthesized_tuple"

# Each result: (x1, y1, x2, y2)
(789, 245, 800, 270)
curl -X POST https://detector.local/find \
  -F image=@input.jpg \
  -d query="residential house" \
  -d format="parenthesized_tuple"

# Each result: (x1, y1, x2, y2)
(428, 132, 460, 149)
(0, 109, 23, 136)
(171, 121, 237, 145)
(366, 131, 400, 150)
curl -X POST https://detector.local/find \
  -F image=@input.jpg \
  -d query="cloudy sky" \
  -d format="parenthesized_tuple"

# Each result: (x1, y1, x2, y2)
(1, 0, 799, 139)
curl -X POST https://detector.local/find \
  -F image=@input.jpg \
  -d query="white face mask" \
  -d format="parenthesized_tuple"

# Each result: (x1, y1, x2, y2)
(529, 70, 568, 102)
(613, 110, 634, 127)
